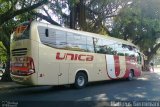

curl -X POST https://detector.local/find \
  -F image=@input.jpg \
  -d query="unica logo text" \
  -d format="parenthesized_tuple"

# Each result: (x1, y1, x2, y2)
(56, 52, 94, 61)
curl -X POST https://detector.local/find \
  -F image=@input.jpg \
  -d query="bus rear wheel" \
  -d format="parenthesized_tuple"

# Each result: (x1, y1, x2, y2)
(74, 72, 87, 89)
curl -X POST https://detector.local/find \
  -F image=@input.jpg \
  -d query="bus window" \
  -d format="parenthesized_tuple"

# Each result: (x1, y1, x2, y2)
(13, 22, 30, 41)
(86, 37, 94, 52)
(94, 38, 105, 54)
(55, 30, 67, 49)
(102, 39, 115, 55)
(67, 33, 87, 52)
(38, 26, 67, 49)
(75, 35, 87, 52)
(114, 43, 124, 56)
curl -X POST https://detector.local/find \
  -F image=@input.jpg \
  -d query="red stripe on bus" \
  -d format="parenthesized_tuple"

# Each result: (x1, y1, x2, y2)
(114, 56, 120, 77)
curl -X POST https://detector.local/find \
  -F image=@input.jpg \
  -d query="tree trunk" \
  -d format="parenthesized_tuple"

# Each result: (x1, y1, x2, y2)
(77, 0, 86, 30)
(70, 4, 77, 29)
(1, 55, 12, 82)
(143, 52, 154, 72)
(143, 59, 150, 71)
(143, 43, 160, 71)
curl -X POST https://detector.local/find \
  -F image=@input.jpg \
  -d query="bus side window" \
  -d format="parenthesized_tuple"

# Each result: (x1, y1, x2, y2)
(55, 29, 67, 49)
(114, 43, 124, 56)
(102, 40, 115, 55)
(66, 33, 87, 52)
(94, 38, 105, 54)
(87, 37, 94, 52)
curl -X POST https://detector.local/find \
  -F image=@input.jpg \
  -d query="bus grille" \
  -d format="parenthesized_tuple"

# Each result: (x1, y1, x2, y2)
(12, 48, 27, 56)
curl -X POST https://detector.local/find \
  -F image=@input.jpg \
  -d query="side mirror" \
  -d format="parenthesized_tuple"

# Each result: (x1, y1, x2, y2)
(45, 29, 48, 37)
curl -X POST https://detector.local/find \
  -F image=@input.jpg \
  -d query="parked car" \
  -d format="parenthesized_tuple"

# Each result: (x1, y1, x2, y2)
(0, 67, 5, 80)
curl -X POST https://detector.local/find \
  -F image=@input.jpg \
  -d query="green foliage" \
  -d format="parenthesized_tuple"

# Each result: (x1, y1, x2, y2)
(113, 9, 160, 48)
(112, 6, 141, 39)
(69, 0, 80, 7)
(111, 0, 160, 63)
(0, 42, 7, 63)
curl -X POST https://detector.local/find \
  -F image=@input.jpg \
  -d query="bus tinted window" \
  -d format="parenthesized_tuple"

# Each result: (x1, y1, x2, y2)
(39, 26, 56, 47)
(102, 40, 115, 55)
(55, 30, 67, 48)
(38, 26, 67, 49)
(87, 37, 94, 52)
(114, 43, 125, 56)
(39, 27, 91, 52)
(12, 22, 30, 41)
(66, 33, 87, 51)
(94, 38, 116, 55)
(38, 25, 139, 56)
(94, 38, 104, 54)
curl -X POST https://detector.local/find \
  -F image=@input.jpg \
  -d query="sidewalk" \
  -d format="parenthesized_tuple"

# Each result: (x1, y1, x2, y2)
(0, 82, 24, 90)
(154, 67, 160, 73)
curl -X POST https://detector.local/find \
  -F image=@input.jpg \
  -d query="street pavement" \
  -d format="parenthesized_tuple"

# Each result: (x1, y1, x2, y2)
(0, 68, 160, 107)
(0, 67, 159, 91)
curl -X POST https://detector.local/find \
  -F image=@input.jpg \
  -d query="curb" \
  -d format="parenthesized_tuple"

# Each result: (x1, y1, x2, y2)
(0, 82, 25, 91)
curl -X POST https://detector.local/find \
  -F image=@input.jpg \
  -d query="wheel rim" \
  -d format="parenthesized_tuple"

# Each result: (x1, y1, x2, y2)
(77, 76, 85, 86)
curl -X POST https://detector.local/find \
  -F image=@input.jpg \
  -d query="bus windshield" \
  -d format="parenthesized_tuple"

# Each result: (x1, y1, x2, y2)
(12, 21, 30, 41)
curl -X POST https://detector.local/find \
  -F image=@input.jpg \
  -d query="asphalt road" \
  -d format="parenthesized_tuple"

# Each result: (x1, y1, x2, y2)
(0, 68, 160, 107)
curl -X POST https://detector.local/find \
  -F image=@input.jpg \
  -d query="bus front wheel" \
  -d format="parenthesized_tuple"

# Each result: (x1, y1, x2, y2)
(74, 72, 87, 89)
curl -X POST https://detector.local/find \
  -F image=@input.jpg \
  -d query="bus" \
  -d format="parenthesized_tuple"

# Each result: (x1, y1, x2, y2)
(10, 21, 144, 88)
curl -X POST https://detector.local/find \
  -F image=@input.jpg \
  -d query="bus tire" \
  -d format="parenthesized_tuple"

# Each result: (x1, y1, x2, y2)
(74, 72, 87, 89)
(127, 70, 134, 81)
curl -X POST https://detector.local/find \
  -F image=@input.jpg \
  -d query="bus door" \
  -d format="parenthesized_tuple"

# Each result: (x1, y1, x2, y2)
(94, 54, 108, 81)
(58, 62, 69, 85)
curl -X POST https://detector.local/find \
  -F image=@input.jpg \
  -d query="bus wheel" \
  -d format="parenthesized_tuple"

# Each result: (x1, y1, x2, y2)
(127, 70, 134, 81)
(74, 72, 87, 89)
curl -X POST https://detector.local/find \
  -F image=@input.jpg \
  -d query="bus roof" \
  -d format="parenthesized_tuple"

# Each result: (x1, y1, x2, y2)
(32, 21, 138, 48)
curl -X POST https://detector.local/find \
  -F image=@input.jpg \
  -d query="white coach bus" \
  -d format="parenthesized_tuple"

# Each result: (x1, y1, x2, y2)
(10, 21, 144, 88)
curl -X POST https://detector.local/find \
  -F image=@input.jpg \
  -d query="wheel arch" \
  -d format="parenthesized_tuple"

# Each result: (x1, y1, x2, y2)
(130, 69, 135, 77)
(75, 69, 89, 82)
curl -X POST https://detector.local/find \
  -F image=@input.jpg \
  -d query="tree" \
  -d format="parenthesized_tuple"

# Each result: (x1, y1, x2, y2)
(111, 0, 160, 70)
(83, 0, 131, 34)
(36, 0, 131, 34)
(0, 0, 48, 81)
(0, 42, 7, 63)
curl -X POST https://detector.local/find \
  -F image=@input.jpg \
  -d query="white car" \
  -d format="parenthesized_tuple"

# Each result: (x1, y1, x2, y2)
(0, 68, 5, 78)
